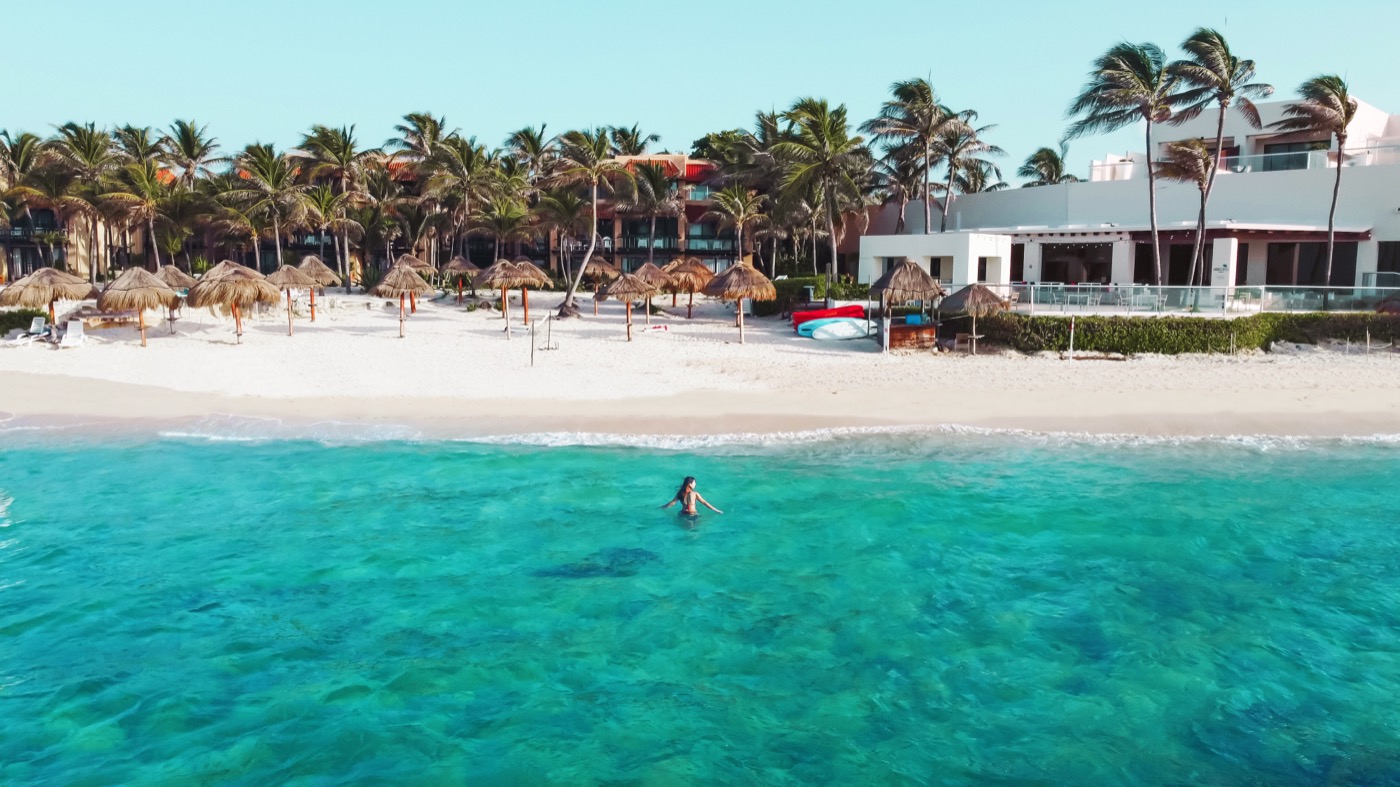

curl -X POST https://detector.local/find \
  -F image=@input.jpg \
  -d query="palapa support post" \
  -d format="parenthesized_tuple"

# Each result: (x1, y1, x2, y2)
(398, 293, 406, 338)
(232, 302, 243, 344)
(523, 288, 530, 326)
(626, 301, 633, 341)
(738, 301, 746, 345)
(645, 296, 651, 326)
(410, 291, 417, 314)
(593, 284, 599, 315)
(310, 288, 317, 322)
(286, 290, 294, 336)
(139, 310, 146, 348)
(688, 291, 694, 320)
(456, 280, 463, 304)
(48, 300, 56, 326)
(672, 293, 677, 307)
(501, 286, 510, 338)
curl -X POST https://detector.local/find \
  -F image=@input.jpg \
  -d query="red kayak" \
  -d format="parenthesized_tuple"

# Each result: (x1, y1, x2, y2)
(792, 304, 865, 330)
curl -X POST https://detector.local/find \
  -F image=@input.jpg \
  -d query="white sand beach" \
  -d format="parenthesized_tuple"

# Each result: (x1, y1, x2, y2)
(3, 290, 1399, 438)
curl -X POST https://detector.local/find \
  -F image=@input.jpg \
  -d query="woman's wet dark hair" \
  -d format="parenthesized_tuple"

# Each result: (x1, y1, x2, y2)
(676, 476, 696, 498)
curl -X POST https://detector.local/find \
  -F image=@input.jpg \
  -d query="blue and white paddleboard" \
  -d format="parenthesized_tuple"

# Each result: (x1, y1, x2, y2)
(810, 318, 875, 340)
(797, 317, 848, 337)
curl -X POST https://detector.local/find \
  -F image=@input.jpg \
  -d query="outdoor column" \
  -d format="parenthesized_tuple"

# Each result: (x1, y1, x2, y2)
(1022, 242, 1043, 283)
(1209, 237, 1239, 296)
(1110, 240, 1134, 285)
(1246, 242, 1269, 286)
(1356, 240, 1380, 288)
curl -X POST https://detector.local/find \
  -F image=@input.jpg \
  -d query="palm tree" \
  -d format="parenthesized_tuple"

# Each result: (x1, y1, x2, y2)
(861, 78, 955, 234)
(298, 125, 378, 291)
(1018, 144, 1080, 186)
(1155, 139, 1214, 288)
(425, 135, 493, 257)
(0, 131, 48, 268)
(9, 167, 88, 269)
(302, 184, 354, 265)
(773, 98, 868, 282)
(505, 125, 556, 190)
(534, 189, 591, 278)
(387, 113, 453, 168)
(114, 125, 162, 163)
(614, 162, 680, 267)
(158, 187, 207, 268)
(874, 153, 924, 234)
(49, 122, 120, 281)
(210, 203, 266, 270)
(932, 112, 1003, 230)
(547, 129, 631, 315)
(1269, 75, 1358, 288)
(471, 196, 533, 260)
(704, 187, 767, 263)
(161, 120, 224, 189)
(954, 160, 1007, 194)
(1066, 43, 1180, 287)
(611, 124, 659, 156)
(103, 159, 170, 270)
(232, 143, 304, 271)
(1169, 28, 1273, 282)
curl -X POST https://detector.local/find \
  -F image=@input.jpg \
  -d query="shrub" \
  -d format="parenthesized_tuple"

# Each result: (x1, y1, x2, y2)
(0, 308, 48, 334)
(981, 313, 1400, 355)
(753, 276, 826, 317)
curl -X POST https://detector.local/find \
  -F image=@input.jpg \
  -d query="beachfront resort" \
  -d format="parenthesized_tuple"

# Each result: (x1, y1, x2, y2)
(5, 15, 1400, 784)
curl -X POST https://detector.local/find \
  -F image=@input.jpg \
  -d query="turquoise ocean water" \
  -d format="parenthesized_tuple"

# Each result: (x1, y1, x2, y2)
(2, 425, 1399, 784)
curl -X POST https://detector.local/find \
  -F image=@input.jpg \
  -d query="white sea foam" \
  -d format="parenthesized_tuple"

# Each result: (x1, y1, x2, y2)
(157, 414, 423, 445)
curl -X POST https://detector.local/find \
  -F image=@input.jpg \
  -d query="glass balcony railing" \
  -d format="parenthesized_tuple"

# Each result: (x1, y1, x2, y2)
(1088, 143, 1400, 180)
(940, 283, 1400, 314)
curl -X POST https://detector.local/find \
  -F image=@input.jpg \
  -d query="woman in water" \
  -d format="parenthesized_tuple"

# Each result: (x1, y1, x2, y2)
(661, 476, 723, 515)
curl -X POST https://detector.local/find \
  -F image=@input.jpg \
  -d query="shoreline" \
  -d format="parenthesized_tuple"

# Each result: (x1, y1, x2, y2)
(4, 292, 1399, 442)
(3, 371, 1398, 441)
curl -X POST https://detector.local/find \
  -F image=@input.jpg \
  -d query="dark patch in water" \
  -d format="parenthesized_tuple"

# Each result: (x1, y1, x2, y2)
(534, 547, 660, 579)
(189, 601, 223, 613)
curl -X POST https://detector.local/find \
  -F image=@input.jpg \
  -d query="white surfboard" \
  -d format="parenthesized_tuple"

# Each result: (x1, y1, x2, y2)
(809, 318, 874, 340)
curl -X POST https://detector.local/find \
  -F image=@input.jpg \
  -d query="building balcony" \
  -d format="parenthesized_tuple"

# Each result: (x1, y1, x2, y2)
(618, 237, 681, 253)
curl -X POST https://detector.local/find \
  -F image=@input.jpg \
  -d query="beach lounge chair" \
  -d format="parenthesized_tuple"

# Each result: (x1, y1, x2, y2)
(57, 320, 86, 349)
(25, 316, 47, 337)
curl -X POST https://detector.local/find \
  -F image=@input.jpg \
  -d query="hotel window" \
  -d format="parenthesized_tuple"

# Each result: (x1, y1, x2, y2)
(1262, 140, 1327, 172)
(1377, 242, 1400, 286)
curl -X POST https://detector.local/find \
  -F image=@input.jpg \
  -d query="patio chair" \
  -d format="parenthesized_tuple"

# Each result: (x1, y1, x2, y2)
(57, 320, 86, 349)
(25, 316, 47, 337)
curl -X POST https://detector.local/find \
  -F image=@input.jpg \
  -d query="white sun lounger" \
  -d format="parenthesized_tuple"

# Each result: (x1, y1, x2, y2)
(57, 320, 86, 349)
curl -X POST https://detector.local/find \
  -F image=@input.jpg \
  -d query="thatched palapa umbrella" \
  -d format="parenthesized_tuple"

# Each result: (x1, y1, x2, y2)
(510, 258, 551, 325)
(582, 259, 621, 315)
(265, 264, 319, 336)
(596, 273, 658, 341)
(939, 284, 1007, 355)
(663, 259, 714, 319)
(442, 255, 480, 302)
(96, 267, 179, 347)
(0, 267, 99, 325)
(393, 255, 435, 313)
(870, 258, 947, 306)
(703, 263, 776, 344)
(368, 262, 434, 338)
(478, 260, 527, 336)
(297, 255, 342, 321)
(186, 260, 281, 344)
(632, 262, 671, 326)
(154, 265, 198, 334)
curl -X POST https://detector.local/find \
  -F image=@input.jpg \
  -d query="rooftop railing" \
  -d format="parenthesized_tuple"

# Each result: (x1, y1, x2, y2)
(1087, 143, 1400, 180)
(875, 283, 1400, 315)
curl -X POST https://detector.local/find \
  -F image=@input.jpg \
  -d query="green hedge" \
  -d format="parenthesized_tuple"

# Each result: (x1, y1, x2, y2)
(0, 309, 48, 335)
(982, 313, 1400, 355)
(754, 277, 826, 317)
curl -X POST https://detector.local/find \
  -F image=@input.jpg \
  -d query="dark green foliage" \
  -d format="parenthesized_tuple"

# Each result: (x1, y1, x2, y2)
(983, 313, 1400, 355)
(0, 309, 48, 334)
(753, 276, 826, 316)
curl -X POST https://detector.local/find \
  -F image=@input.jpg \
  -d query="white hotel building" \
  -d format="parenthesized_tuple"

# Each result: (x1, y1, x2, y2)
(858, 98, 1400, 294)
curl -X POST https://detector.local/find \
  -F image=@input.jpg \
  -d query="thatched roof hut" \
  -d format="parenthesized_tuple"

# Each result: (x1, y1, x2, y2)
(298, 255, 342, 286)
(155, 265, 198, 290)
(442, 255, 480, 277)
(369, 264, 434, 338)
(596, 274, 659, 341)
(96, 268, 179, 347)
(870, 258, 946, 305)
(394, 254, 436, 275)
(703, 263, 776, 344)
(186, 261, 281, 344)
(0, 267, 100, 324)
(582, 259, 622, 281)
(633, 262, 671, 289)
(660, 260, 713, 319)
(265, 265, 319, 336)
(939, 284, 1007, 355)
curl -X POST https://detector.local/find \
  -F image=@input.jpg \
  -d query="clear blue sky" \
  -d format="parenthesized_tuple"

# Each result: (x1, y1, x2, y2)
(3, 0, 1397, 183)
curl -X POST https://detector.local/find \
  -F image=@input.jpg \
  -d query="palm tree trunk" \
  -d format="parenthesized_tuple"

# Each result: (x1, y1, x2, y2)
(560, 183, 599, 314)
(1145, 121, 1162, 287)
(940, 170, 955, 232)
(1187, 187, 1207, 293)
(272, 215, 283, 271)
(923, 141, 933, 235)
(1325, 133, 1345, 291)
(1189, 103, 1231, 288)
(342, 230, 352, 294)
(648, 213, 656, 267)
(826, 207, 839, 295)
(147, 218, 161, 271)
(318, 225, 326, 261)
(253, 236, 262, 271)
